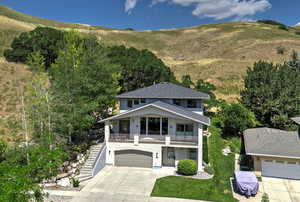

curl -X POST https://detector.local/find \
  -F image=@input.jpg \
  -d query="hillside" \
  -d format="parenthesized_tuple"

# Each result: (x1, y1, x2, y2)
(1, 5, 300, 141)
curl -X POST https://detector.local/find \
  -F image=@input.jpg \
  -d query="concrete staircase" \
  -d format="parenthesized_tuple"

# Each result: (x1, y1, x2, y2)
(77, 143, 103, 182)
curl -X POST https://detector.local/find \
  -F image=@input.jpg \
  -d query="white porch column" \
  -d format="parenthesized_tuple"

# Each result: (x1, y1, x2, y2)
(104, 121, 110, 143)
(197, 123, 203, 172)
(134, 134, 139, 145)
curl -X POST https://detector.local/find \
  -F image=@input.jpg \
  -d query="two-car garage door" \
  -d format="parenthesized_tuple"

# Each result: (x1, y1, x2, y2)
(115, 150, 153, 168)
(262, 159, 300, 179)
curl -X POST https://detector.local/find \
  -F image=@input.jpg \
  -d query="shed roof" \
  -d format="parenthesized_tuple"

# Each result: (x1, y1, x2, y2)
(244, 127, 300, 159)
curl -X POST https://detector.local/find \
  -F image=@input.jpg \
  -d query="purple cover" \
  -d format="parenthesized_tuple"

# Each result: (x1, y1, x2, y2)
(234, 171, 259, 197)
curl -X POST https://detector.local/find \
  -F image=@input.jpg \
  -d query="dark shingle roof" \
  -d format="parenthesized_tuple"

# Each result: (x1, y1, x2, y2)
(99, 100, 210, 125)
(116, 82, 210, 99)
(292, 117, 300, 125)
(244, 128, 300, 158)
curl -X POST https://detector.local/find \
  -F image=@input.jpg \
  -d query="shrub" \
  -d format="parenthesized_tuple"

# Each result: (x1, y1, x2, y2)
(257, 20, 286, 27)
(72, 178, 80, 187)
(276, 46, 286, 55)
(262, 193, 269, 202)
(218, 102, 258, 136)
(177, 159, 197, 175)
(278, 24, 288, 31)
(295, 31, 300, 36)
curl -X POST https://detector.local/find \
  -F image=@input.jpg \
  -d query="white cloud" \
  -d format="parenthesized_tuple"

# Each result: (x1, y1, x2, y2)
(125, 0, 271, 20)
(125, 0, 139, 14)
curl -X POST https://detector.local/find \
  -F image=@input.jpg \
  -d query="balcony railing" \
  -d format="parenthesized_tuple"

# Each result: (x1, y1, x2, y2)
(109, 133, 132, 142)
(109, 133, 198, 145)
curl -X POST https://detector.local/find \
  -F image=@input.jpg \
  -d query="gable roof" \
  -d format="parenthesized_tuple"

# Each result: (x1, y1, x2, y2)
(99, 100, 210, 125)
(292, 117, 300, 125)
(244, 128, 300, 159)
(116, 82, 210, 99)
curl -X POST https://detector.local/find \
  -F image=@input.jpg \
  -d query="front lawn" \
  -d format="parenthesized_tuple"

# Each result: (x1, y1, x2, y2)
(151, 126, 236, 202)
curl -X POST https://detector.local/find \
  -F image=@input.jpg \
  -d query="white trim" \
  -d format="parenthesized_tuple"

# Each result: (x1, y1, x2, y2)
(99, 102, 210, 125)
(247, 152, 300, 160)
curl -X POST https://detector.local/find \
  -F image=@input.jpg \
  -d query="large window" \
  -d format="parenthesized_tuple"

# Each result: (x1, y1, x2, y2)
(119, 119, 130, 134)
(176, 124, 194, 136)
(140, 117, 168, 135)
(162, 118, 168, 135)
(148, 117, 161, 135)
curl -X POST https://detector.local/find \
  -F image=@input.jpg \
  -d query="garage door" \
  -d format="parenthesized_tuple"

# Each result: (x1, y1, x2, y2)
(115, 150, 153, 168)
(262, 160, 300, 179)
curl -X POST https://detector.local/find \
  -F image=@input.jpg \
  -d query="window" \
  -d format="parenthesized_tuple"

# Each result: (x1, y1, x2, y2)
(189, 149, 197, 160)
(140, 117, 146, 135)
(119, 119, 130, 134)
(187, 100, 197, 108)
(287, 162, 297, 164)
(264, 160, 273, 163)
(162, 118, 168, 135)
(173, 99, 181, 106)
(140, 99, 146, 104)
(176, 124, 194, 136)
(134, 99, 139, 105)
(127, 100, 133, 108)
(148, 117, 161, 135)
(275, 161, 284, 164)
(140, 117, 168, 135)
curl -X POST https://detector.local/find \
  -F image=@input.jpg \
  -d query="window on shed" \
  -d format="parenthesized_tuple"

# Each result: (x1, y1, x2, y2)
(134, 99, 139, 105)
(140, 99, 146, 103)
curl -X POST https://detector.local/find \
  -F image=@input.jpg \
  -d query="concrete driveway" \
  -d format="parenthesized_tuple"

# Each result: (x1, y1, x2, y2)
(70, 166, 205, 202)
(262, 177, 300, 202)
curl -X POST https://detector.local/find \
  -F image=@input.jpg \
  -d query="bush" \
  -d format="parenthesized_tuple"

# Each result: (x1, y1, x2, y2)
(278, 24, 288, 31)
(262, 193, 269, 202)
(71, 178, 80, 187)
(276, 46, 286, 55)
(295, 31, 300, 36)
(257, 20, 286, 27)
(177, 159, 197, 175)
(4, 27, 65, 68)
(218, 102, 258, 136)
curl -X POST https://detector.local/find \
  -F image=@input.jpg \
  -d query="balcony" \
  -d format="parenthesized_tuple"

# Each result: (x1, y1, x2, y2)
(108, 133, 198, 146)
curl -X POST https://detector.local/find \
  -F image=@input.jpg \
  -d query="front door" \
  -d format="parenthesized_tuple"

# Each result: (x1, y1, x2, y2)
(162, 147, 175, 167)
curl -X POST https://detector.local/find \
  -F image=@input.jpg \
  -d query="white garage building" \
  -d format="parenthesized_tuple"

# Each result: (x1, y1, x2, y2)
(244, 117, 300, 179)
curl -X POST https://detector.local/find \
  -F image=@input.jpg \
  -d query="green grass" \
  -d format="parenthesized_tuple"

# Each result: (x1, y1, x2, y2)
(151, 126, 236, 202)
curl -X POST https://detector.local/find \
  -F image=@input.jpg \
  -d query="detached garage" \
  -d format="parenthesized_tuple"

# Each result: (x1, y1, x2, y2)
(115, 150, 153, 168)
(261, 159, 300, 179)
(244, 117, 300, 179)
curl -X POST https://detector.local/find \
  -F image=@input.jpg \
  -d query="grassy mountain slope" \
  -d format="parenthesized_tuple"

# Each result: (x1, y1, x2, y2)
(1, 6, 300, 141)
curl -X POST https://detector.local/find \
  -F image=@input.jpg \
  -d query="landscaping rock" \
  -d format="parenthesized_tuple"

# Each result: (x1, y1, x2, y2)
(44, 183, 57, 188)
(63, 161, 70, 167)
(71, 162, 78, 168)
(222, 146, 231, 156)
(56, 173, 69, 180)
(57, 178, 70, 187)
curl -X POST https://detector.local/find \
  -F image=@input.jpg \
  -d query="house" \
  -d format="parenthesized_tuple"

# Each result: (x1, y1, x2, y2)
(243, 117, 300, 179)
(99, 82, 210, 172)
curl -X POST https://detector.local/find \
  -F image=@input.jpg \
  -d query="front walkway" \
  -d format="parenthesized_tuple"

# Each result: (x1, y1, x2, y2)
(46, 166, 208, 202)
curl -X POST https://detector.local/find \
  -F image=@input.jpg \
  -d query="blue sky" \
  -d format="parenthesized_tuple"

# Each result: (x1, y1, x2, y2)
(1, 0, 299, 30)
